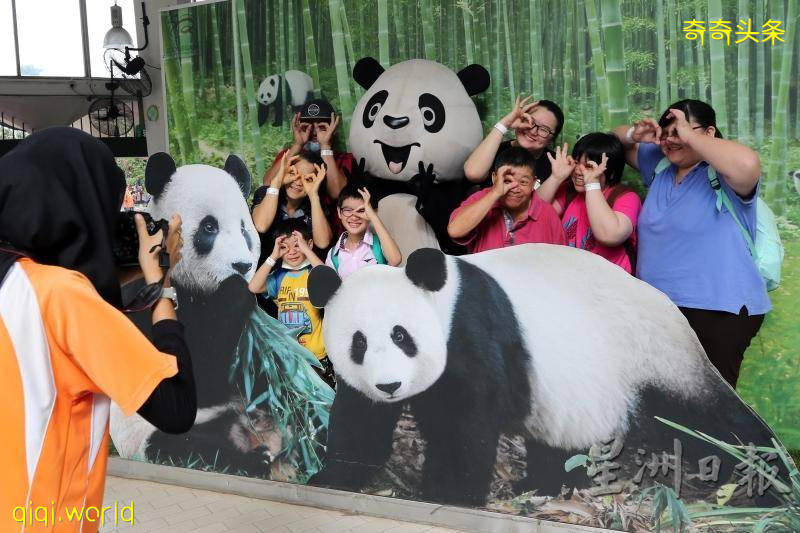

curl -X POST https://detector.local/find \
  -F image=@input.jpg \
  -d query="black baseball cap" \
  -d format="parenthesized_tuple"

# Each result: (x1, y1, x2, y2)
(299, 99, 334, 122)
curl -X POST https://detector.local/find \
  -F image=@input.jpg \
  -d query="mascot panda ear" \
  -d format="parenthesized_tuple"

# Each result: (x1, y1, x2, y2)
(308, 265, 342, 308)
(224, 154, 252, 198)
(405, 248, 447, 292)
(353, 57, 385, 90)
(457, 64, 491, 96)
(145, 152, 177, 199)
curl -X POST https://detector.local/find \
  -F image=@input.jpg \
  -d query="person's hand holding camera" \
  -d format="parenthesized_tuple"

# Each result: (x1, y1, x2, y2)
(135, 213, 183, 287)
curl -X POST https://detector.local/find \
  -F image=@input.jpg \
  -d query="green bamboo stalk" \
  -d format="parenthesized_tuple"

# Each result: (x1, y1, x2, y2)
(302, 0, 321, 96)
(736, 0, 750, 143)
(197, 8, 206, 98)
(681, 3, 694, 99)
(770, 0, 783, 131)
(211, 3, 224, 113)
(449, 0, 457, 67)
(577, 1, 587, 133)
(177, 10, 200, 156)
(338, 2, 359, 99)
(477, 3, 490, 75)
(277, 0, 286, 75)
(378, 0, 390, 68)
(461, 1, 475, 64)
(764, 0, 796, 212)
(395, 0, 408, 62)
(235, 0, 263, 177)
(600, 0, 627, 127)
(231, 0, 245, 156)
(707, 0, 728, 134)
(529, 0, 544, 96)
(694, 0, 706, 100)
(585, 0, 609, 125)
(656, 0, 668, 111)
(755, 0, 765, 144)
(329, 0, 354, 131)
(667, 0, 678, 101)
(264, 1, 271, 74)
(492, 0, 502, 121)
(421, 0, 436, 60)
(501, 0, 515, 101)
(163, 14, 192, 163)
(561, 0, 573, 118)
(286, 0, 296, 67)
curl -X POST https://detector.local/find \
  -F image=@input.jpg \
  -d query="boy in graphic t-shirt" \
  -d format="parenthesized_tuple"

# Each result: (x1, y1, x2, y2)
(248, 219, 334, 388)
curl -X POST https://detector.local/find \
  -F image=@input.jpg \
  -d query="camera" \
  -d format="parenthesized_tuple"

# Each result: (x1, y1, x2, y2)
(112, 211, 170, 268)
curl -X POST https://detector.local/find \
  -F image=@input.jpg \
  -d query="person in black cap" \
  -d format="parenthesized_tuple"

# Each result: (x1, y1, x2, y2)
(258, 98, 353, 202)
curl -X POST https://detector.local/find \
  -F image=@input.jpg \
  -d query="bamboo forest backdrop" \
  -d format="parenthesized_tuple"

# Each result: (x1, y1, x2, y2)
(159, 0, 800, 450)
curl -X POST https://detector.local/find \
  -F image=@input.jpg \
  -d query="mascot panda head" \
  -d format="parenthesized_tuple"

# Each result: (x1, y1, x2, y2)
(145, 153, 260, 292)
(348, 57, 490, 182)
(308, 250, 450, 403)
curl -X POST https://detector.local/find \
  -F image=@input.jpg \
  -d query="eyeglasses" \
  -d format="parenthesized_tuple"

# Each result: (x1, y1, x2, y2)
(659, 125, 705, 142)
(340, 207, 366, 217)
(529, 121, 555, 138)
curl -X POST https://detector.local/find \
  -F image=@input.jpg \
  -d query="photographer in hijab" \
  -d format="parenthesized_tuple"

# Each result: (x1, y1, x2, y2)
(0, 127, 196, 532)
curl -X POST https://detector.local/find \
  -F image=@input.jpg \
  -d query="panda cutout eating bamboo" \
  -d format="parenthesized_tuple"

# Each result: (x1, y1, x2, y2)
(347, 57, 490, 258)
(307, 245, 784, 507)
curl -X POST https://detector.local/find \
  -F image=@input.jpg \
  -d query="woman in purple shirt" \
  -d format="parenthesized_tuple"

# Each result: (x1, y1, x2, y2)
(613, 99, 769, 388)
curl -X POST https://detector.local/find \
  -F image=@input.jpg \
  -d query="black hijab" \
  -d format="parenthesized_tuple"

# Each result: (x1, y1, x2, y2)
(0, 127, 126, 307)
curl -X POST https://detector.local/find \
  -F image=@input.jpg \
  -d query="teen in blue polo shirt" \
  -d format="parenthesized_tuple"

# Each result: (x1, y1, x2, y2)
(614, 99, 768, 388)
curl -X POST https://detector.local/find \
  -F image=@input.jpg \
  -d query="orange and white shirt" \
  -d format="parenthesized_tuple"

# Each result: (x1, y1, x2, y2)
(0, 258, 177, 532)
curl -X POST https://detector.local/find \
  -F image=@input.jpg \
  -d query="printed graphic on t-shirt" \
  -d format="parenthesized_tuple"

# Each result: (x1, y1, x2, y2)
(278, 301, 312, 337)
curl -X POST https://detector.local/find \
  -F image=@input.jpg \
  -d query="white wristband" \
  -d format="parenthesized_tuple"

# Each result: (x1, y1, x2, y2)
(265, 257, 276, 267)
(266, 187, 279, 196)
(320, 149, 334, 156)
(493, 122, 508, 135)
(626, 126, 635, 144)
(585, 182, 602, 191)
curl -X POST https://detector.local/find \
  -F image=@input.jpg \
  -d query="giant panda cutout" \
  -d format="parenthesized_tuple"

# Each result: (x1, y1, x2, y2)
(110, 153, 332, 481)
(257, 70, 315, 127)
(347, 58, 489, 258)
(307, 245, 784, 506)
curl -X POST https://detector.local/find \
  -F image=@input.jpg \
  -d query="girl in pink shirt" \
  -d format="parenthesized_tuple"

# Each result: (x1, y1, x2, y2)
(536, 133, 642, 274)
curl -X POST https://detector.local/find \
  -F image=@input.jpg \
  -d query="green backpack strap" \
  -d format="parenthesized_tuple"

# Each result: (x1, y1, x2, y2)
(331, 234, 385, 269)
(648, 157, 673, 186)
(705, 165, 757, 258)
(371, 234, 386, 264)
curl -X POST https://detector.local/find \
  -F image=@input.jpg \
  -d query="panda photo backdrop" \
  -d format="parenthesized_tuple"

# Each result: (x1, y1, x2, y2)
(109, 152, 334, 483)
(152, 0, 800, 529)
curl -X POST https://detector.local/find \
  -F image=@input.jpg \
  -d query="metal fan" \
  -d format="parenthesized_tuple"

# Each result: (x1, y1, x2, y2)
(88, 97, 134, 137)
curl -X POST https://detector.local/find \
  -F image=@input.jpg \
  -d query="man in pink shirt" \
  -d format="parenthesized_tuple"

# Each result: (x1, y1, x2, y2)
(448, 146, 565, 253)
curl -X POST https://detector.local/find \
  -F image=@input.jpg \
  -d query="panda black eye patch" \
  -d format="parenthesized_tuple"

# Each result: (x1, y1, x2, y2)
(193, 215, 219, 256)
(362, 90, 389, 128)
(351, 331, 368, 364)
(391, 325, 417, 357)
(418, 93, 445, 133)
(241, 219, 252, 251)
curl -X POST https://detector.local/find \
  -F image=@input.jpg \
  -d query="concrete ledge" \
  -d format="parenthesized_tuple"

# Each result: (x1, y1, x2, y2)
(108, 458, 609, 533)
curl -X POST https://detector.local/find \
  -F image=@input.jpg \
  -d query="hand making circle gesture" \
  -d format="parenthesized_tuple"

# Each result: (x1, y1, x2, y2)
(314, 113, 340, 149)
(491, 166, 519, 199)
(582, 153, 609, 187)
(291, 113, 312, 148)
(630, 117, 662, 145)
(501, 94, 539, 130)
(546, 142, 576, 182)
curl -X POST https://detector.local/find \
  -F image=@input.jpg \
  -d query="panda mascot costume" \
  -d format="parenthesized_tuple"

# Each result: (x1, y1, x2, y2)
(257, 70, 315, 127)
(307, 245, 785, 507)
(110, 153, 333, 482)
(347, 57, 490, 258)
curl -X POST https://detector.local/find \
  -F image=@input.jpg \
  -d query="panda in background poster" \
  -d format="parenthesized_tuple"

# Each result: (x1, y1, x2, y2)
(347, 57, 490, 259)
(257, 70, 315, 127)
(110, 153, 332, 482)
(307, 245, 786, 507)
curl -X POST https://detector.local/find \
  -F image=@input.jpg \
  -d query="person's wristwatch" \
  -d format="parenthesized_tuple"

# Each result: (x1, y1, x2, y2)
(160, 286, 179, 310)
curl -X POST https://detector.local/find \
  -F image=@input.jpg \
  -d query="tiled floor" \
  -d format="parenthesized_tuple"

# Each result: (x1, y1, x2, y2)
(99, 476, 463, 533)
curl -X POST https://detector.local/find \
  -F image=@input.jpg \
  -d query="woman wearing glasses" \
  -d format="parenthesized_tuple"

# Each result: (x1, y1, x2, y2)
(614, 99, 768, 388)
(464, 95, 564, 188)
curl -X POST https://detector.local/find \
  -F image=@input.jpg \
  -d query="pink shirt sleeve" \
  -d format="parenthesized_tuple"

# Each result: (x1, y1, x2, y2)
(611, 191, 642, 229)
(449, 188, 493, 246)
